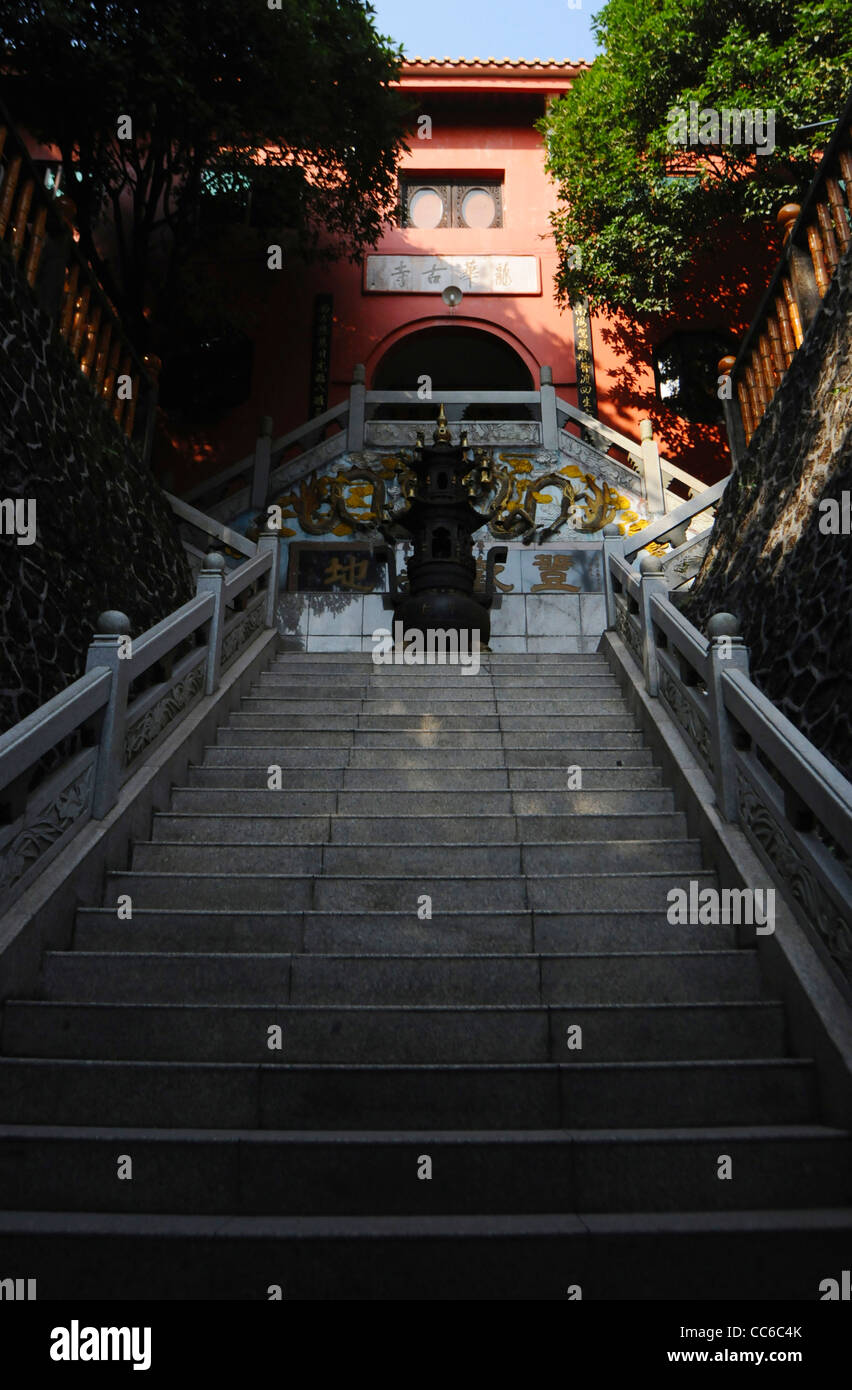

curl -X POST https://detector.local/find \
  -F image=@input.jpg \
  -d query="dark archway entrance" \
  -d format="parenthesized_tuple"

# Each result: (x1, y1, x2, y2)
(372, 327, 534, 419)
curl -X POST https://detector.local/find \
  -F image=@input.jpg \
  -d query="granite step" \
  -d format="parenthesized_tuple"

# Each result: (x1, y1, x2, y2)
(344, 766, 663, 789)
(40, 949, 762, 1006)
(0, 1059, 818, 1128)
(129, 839, 702, 878)
(71, 907, 737, 955)
(217, 727, 646, 748)
(102, 869, 715, 912)
(198, 744, 656, 767)
(2, 1000, 784, 1064)
(0, 1207, 847, 1299)
(255, 675, 623, 691)
(170, 788, 513, 815)
(360, 729, 647, 749)
(185, 765, 633, 791)
(0, 1125, 847, 1216)
(226, 704, 634, 722)
(168, 788, 675, 815)
(268, 653, 609, 667)
(150, 811, 687, 844)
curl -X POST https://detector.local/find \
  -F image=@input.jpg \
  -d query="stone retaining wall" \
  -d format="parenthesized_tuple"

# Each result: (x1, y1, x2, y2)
(685, 244, 852, 779)
(0, 248, 193, 734)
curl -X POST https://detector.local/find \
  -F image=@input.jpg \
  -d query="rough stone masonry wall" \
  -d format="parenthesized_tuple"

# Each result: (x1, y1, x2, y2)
(0, 247, 193, 734)
(684, 243, 852, 780)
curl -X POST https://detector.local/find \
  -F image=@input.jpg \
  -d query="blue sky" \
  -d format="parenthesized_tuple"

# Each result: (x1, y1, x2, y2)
(367, 0, 606, 63)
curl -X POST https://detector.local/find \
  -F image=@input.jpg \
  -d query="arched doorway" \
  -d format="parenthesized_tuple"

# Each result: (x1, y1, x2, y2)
(371, 326, 534, 419)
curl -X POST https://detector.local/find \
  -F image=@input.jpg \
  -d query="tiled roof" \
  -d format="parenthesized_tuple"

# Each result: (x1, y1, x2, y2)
(406, 56, 587, 69)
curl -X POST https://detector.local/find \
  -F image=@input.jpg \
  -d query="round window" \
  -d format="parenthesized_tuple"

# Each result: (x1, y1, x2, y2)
(408, 188, 445, 229)
(461, 188, 497, 228)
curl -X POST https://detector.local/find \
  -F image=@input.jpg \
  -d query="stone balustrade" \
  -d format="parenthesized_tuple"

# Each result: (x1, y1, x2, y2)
(0, 536, 280, 914)
(603, 527, 852, 986)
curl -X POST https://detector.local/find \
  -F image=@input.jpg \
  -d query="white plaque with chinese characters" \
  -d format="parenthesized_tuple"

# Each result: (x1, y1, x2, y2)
(365, 255, 540, 294)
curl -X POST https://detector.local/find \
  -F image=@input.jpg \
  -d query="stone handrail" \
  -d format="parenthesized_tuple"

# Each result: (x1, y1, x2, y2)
(719, 90, 852, 463)
(182, 365, 720, 524)
(365, 390, 540, 404)
(166, 492, 257, 559)
(622, 475, 729, 558)
(0, 668, 112, 788)
(0, 100, 158, 464)
(183, 401, 350, 512)
(0, 536, 281, 915)
(602, 528, 852, 984)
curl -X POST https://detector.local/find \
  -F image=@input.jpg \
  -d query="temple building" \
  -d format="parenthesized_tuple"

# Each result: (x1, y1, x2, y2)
(165, 57, 747, 652)
(178, 57, 739, 483)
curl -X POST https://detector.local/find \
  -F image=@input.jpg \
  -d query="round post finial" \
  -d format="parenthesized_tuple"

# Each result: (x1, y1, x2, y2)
(96, 610, 132, 635)
(777, 205, 801, 243)
(707, 611, 741, 639)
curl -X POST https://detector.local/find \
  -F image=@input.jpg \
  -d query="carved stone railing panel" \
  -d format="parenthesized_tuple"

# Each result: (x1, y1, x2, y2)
(0, 751, 96, 902)
(736, 765, 852, 983)
(658, 662, 714, 775)
(661, 531, 712, 588)
(221, 593, 267, 671)
(123, 654, 207, 771)
(364, 420, 543, 449)
(614, 597, 643, 667)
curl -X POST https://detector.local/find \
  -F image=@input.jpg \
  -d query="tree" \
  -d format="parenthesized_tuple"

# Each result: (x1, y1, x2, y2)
(1, 1, 412, 345)
(539, 0, 852, 316)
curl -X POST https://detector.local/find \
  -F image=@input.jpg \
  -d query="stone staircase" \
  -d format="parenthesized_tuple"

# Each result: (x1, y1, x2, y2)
(0, 650, 850, 1299)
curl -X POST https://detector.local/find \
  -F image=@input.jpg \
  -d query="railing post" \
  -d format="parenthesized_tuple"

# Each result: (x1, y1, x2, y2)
(349, 364, 366, 450)
(256, 528, 282, 627)
(778, 205, 821, 336)
(539, 364, 559, 451)
(602, 523, 624, 629)
(85, 610, 132, 819)
(35, 195, 75, 321)
(637, 552, 667, 696)
(140, 354, 161, 469)
(706, 611, 750, 821)
(196, 552, 227, 695)
(639, 419, 666, 517)
(718, 355, 746, 468)
(250, 415, 274, 510)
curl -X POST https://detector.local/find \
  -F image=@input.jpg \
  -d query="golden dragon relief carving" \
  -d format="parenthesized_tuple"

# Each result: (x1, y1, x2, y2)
(256, 450, 655, 544)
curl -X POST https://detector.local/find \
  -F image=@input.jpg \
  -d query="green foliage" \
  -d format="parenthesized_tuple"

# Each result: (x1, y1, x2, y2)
(1, 0, 412, 341)
(540, 0, 852, 314)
